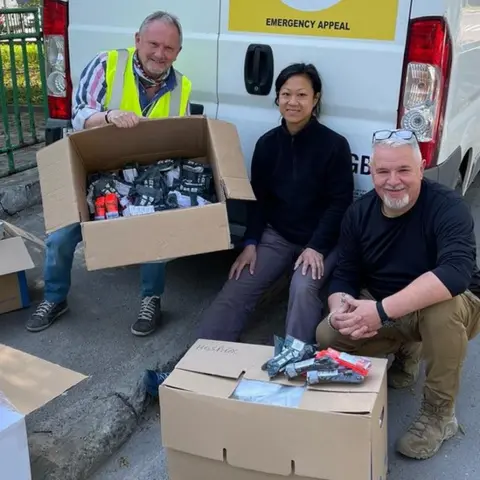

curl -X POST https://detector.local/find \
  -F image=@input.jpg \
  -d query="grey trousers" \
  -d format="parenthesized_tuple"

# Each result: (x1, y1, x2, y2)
(197, 227, 337, 344)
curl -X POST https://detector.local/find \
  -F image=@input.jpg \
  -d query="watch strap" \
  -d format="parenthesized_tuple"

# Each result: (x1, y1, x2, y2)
(376, 301, 395, 327)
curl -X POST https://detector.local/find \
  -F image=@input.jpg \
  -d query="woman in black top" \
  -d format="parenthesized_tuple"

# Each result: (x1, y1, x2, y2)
(197, 62, 354, 343)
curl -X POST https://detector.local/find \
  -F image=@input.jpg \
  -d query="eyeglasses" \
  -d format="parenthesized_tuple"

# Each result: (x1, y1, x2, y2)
(372, 129, 418, 144)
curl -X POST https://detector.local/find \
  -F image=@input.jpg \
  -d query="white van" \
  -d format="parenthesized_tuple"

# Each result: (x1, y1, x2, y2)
(42, 0, 480, 229)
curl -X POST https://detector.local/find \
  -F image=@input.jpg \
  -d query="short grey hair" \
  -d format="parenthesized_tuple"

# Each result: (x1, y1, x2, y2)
(139, 11, 183, 47)
(372, 137, 423, 164)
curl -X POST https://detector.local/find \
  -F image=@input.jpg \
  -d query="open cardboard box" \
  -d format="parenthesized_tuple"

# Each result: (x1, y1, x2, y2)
(36, 116, 255, 271)
(160, 340, 389, 480)
(0, 237, 35, 315)
(0, 345, 86, 480)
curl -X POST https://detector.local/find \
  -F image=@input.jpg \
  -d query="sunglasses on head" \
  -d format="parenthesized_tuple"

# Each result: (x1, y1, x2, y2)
(372, 129, 419, 144)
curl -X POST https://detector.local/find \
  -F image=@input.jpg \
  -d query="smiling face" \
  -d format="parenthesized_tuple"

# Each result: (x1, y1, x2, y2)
(371, 143, 426, 215)
(135, 19, 182, 79)
(277, 74, 319, 130)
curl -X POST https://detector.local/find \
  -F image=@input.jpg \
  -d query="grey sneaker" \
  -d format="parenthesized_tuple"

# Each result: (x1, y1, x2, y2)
(131, 296, 161, 337)
(26, 300, 69, 332)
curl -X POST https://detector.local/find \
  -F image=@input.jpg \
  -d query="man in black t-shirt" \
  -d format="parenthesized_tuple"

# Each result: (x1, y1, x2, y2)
(316, 129, 480, 460)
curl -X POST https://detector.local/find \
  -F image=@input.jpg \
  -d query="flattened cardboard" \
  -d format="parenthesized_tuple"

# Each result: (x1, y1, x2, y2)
(37, 117, 256, 270)
(0, 344, 87, 415)
(161, 340, 388, 480)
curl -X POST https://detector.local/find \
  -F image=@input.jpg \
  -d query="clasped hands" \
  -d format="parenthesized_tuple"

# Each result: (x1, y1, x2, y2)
(329, 295, 383, 340)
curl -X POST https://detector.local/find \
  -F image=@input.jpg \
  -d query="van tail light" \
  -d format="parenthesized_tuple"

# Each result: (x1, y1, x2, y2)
(43, 0, 72, 120)
(398, 18, 452, 168)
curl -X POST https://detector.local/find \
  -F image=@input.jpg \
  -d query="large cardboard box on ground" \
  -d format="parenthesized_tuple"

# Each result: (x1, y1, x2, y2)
(0, 345, 86, 479)
(36, 117, 255, 271)
(0, 237, 35, 315)
(160, 340, 389, 480)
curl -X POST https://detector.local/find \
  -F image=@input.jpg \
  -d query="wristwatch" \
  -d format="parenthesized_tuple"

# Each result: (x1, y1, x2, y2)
(376, 301, 395, 328)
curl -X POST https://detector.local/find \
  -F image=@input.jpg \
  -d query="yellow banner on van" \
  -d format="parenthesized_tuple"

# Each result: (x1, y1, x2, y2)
(228, 0, 400, 41)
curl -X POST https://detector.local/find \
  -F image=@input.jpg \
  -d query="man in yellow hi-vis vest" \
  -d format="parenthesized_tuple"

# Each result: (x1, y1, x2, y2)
(27, 11, 191, 337)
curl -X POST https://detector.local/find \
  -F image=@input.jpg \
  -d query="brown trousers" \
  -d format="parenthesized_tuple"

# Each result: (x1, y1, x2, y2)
(316, 290, 480, 406)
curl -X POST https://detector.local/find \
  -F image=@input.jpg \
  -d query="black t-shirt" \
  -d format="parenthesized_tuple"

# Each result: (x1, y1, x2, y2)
(329, 179, 480, 300)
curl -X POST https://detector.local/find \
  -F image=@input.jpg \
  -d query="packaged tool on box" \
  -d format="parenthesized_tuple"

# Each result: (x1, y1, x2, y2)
(261, 335, 372, 385)
(306, 368, 365, 385)
(316, 348, 372, 376)
(261, 335, 317, 379)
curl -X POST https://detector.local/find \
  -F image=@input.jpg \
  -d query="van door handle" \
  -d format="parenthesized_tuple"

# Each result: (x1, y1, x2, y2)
(244, 44, 274, 96)
(189, 103, 204, 115)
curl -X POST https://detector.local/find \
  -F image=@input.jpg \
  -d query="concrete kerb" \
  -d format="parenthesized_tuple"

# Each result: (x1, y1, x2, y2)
(27, 349, 190, 480)
(0, 168, 42, 219)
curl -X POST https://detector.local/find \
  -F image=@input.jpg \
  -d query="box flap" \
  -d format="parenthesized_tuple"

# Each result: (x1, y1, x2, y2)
(0, 345, 87, 416)
(175, 340, 272, 380)
(206, 119, 256, 201)
(0, 238, 34, 276)
(81, 203, 231, 271)
(163, 369, 237, 398)
(69, 116, 207, 172)
(37, 137, 83, 233)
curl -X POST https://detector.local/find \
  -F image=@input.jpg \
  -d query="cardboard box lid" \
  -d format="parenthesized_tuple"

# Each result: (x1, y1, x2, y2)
(37, 116, 255, 233)
(0, 238, 34, 276)
(0, 344, 87, 418)
(164, 340, 386, 414)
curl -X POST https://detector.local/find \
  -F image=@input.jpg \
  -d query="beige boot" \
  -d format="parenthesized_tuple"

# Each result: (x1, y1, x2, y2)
(388, 342, 422, 389)
(396, 400, 458, 459)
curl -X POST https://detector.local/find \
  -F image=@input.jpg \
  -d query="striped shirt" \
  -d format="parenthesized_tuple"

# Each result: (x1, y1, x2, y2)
(71, 51, 187, 131)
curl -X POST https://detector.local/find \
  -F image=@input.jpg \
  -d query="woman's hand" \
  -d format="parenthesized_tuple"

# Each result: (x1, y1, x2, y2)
(294, 248, 324, 280)
(229, 245, 257, 280)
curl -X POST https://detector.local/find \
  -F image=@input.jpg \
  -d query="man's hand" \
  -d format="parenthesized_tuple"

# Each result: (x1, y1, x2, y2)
(332, 298, 382, 340)
(294, 248, 324, 280)
(107, 110, 140, 128)
(229, 245, 257, 280)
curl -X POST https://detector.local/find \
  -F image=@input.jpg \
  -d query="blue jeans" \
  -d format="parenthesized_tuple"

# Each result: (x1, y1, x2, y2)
(44, 223, 166, 303)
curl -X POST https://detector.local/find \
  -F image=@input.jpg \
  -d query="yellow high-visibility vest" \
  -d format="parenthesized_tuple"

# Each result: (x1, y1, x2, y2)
(104, 47, 191, 117)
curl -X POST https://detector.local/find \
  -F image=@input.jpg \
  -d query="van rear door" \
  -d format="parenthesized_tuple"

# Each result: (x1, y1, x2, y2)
(217, 0, 413, 199)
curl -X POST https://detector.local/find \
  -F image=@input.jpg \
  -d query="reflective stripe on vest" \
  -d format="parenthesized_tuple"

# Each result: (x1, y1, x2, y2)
(109, 48, 129, 110)
(105, 48, 191, 118)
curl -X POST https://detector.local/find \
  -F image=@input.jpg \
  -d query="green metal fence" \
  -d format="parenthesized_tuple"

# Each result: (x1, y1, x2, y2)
(0, 7, 48, 177)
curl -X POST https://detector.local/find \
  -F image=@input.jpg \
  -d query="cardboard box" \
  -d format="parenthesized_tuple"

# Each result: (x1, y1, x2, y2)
(0, 237, 35, 315)
(0, 344, 86, 480)
(160, 340, 388, 480)
(36, 116, 255, 271)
